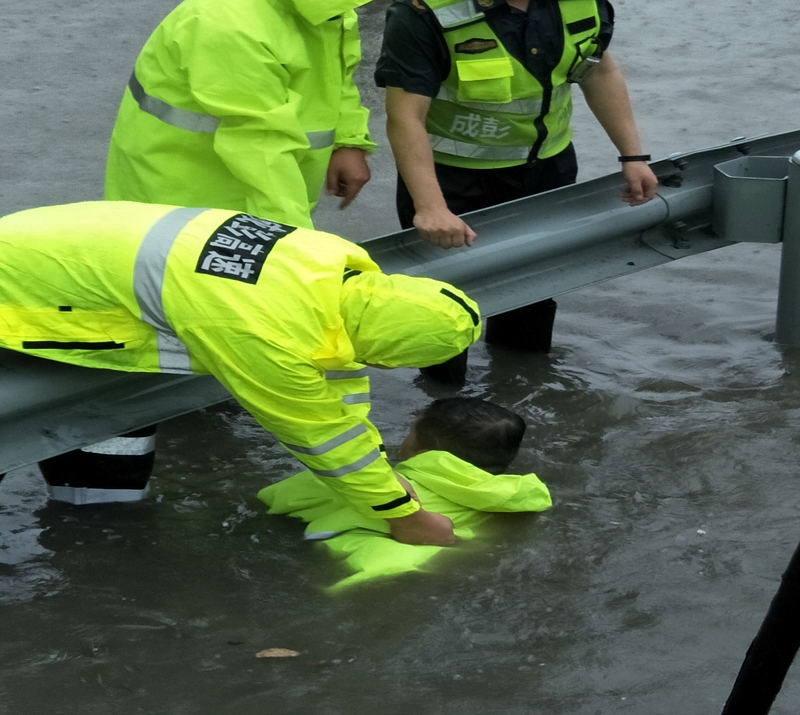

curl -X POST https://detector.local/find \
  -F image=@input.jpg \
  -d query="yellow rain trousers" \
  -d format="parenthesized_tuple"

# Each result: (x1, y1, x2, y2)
(258, 450, 552, 591)
(0, 201, 480, 518)
(105, 0, 376, 227)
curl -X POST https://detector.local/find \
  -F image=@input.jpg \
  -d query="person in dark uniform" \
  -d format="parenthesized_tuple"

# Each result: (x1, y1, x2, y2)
(374, 0, 658, 361)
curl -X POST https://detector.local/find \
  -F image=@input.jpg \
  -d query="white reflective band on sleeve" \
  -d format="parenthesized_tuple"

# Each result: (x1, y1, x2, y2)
(306, 130, 335, 150)
(429, 136, 531, 161)
(282, 424, 368, 456)
(133, 207, 206, 373)
(310, 448, 382, 478)
(342, 393, 369, 405)
(325, 368, 369, 380)
(431, 1, 485, 28)
(47, 485, 150, 505)
(80, 435, 156, 456)
(129, 72, 220, 134)
(304, 530, 349, 541)
(435, 86, 543, 115)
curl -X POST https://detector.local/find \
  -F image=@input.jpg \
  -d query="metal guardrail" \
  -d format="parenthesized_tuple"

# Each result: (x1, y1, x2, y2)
(365, 130, 800, 316)
(2, 129, 800, 474)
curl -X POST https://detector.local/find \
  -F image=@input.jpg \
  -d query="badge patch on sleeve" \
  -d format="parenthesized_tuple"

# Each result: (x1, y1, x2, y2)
(196, 214, 296, 284)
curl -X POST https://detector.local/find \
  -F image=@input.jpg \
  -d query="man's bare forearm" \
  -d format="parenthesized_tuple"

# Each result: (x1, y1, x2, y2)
(384, 86, 476, 247)
(579, 51, 644, 156)
(580, 52, 658, 205)
(385, 87, 447, 211)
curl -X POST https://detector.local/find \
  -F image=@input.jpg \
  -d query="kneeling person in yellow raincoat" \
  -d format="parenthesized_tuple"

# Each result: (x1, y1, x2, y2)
(259, 398, 552, 590)
(0, 201, 482, 546)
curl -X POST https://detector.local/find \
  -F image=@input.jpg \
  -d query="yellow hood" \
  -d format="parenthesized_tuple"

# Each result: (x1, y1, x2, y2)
(340, 272, 481, 368)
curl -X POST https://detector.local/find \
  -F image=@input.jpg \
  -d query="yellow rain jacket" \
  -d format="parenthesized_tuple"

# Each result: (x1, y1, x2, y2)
(258, 450, 552, 590)
(105, 0, 376, 227)
(0, 201, 480, 517)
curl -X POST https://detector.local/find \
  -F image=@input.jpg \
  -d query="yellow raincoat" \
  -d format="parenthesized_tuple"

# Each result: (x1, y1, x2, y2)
(258, 450, 552, 590)
(105, 0, 376, 227)
(0, 201, 480, 517)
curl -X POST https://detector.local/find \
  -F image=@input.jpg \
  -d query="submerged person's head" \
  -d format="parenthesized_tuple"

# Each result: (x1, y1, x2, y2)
(340, 271, 481, 369)
(399, 397, 526, 474)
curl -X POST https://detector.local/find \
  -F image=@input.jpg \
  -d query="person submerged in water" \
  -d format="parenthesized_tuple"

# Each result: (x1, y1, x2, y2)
(397, 394, 527, 473)
(259, 397, 552, 590)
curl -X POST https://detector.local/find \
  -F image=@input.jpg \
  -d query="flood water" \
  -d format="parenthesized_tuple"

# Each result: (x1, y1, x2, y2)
(2, 1, 800, 713)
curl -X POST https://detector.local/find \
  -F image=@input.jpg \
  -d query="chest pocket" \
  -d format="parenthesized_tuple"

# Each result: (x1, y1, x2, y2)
(455, 57, 514, 103)
(0, 306, 144, 350)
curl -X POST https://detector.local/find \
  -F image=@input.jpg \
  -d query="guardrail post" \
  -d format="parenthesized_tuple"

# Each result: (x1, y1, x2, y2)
(776, 151, 800, 346)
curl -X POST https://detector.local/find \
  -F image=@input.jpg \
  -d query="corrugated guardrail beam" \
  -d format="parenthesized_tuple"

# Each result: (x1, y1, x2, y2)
(2, 129, 800, 474)
(364, 130, 800, 315)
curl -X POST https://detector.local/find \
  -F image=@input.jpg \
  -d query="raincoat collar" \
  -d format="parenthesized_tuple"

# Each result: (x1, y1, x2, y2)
(396, 451, 551, 513)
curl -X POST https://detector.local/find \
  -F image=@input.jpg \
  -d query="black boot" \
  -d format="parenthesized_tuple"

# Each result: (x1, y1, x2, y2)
(484, 299, 557, 352)
(418, 348, 469, 385)
(38, 425, 157, 504)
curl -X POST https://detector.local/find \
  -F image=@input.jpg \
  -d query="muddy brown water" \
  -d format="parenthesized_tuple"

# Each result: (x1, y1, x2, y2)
(2, 1, 800, 713)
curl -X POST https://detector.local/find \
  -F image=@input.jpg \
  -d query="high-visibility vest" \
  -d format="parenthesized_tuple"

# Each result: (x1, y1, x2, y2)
(105, 0, 375, 227)
(0, 201, 417, 518)
(423, 0, 602, 169)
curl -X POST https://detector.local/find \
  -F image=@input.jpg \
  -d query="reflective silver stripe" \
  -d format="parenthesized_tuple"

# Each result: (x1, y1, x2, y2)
(430, 120, 571, 161)
(539, 121, 572, 156)
(431, 1, 484, 28)
(47, 485, 149, 505)
(325, 368, 368, 380)
(283, 424, 368, 456)
(129, 73, 333, 146)
(307, 130, 335, 150)
(128, 72, 220, 134)
(342, 393, 369, 405)
(310, 448, 382, 478)
(435, 85, 543, 115)
(430, 135, 531, 161)
(552, 83, 571, 105)
(133, 207, 206, 373)
(80, 435, 156, 456)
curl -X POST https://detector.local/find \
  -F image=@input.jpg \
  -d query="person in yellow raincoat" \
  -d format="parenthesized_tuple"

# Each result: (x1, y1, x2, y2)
(105, 0, 376, 227)
(259, 398, 552, 589)
(0, 201, 482, 545)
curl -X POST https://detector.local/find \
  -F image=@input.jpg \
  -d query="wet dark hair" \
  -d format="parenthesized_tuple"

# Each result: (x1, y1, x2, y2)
(412, 397, 526, 474)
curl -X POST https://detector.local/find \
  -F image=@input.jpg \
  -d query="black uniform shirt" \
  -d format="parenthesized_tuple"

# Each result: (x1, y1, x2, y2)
(374, 0, 615, 97)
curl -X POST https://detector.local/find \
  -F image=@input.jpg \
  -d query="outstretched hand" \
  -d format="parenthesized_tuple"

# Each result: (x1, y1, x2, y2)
(620, 161, 659, 206)
(326, 147, 371, 209)
(388, 508, 456, 546)
(413, 205, 477, 249)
